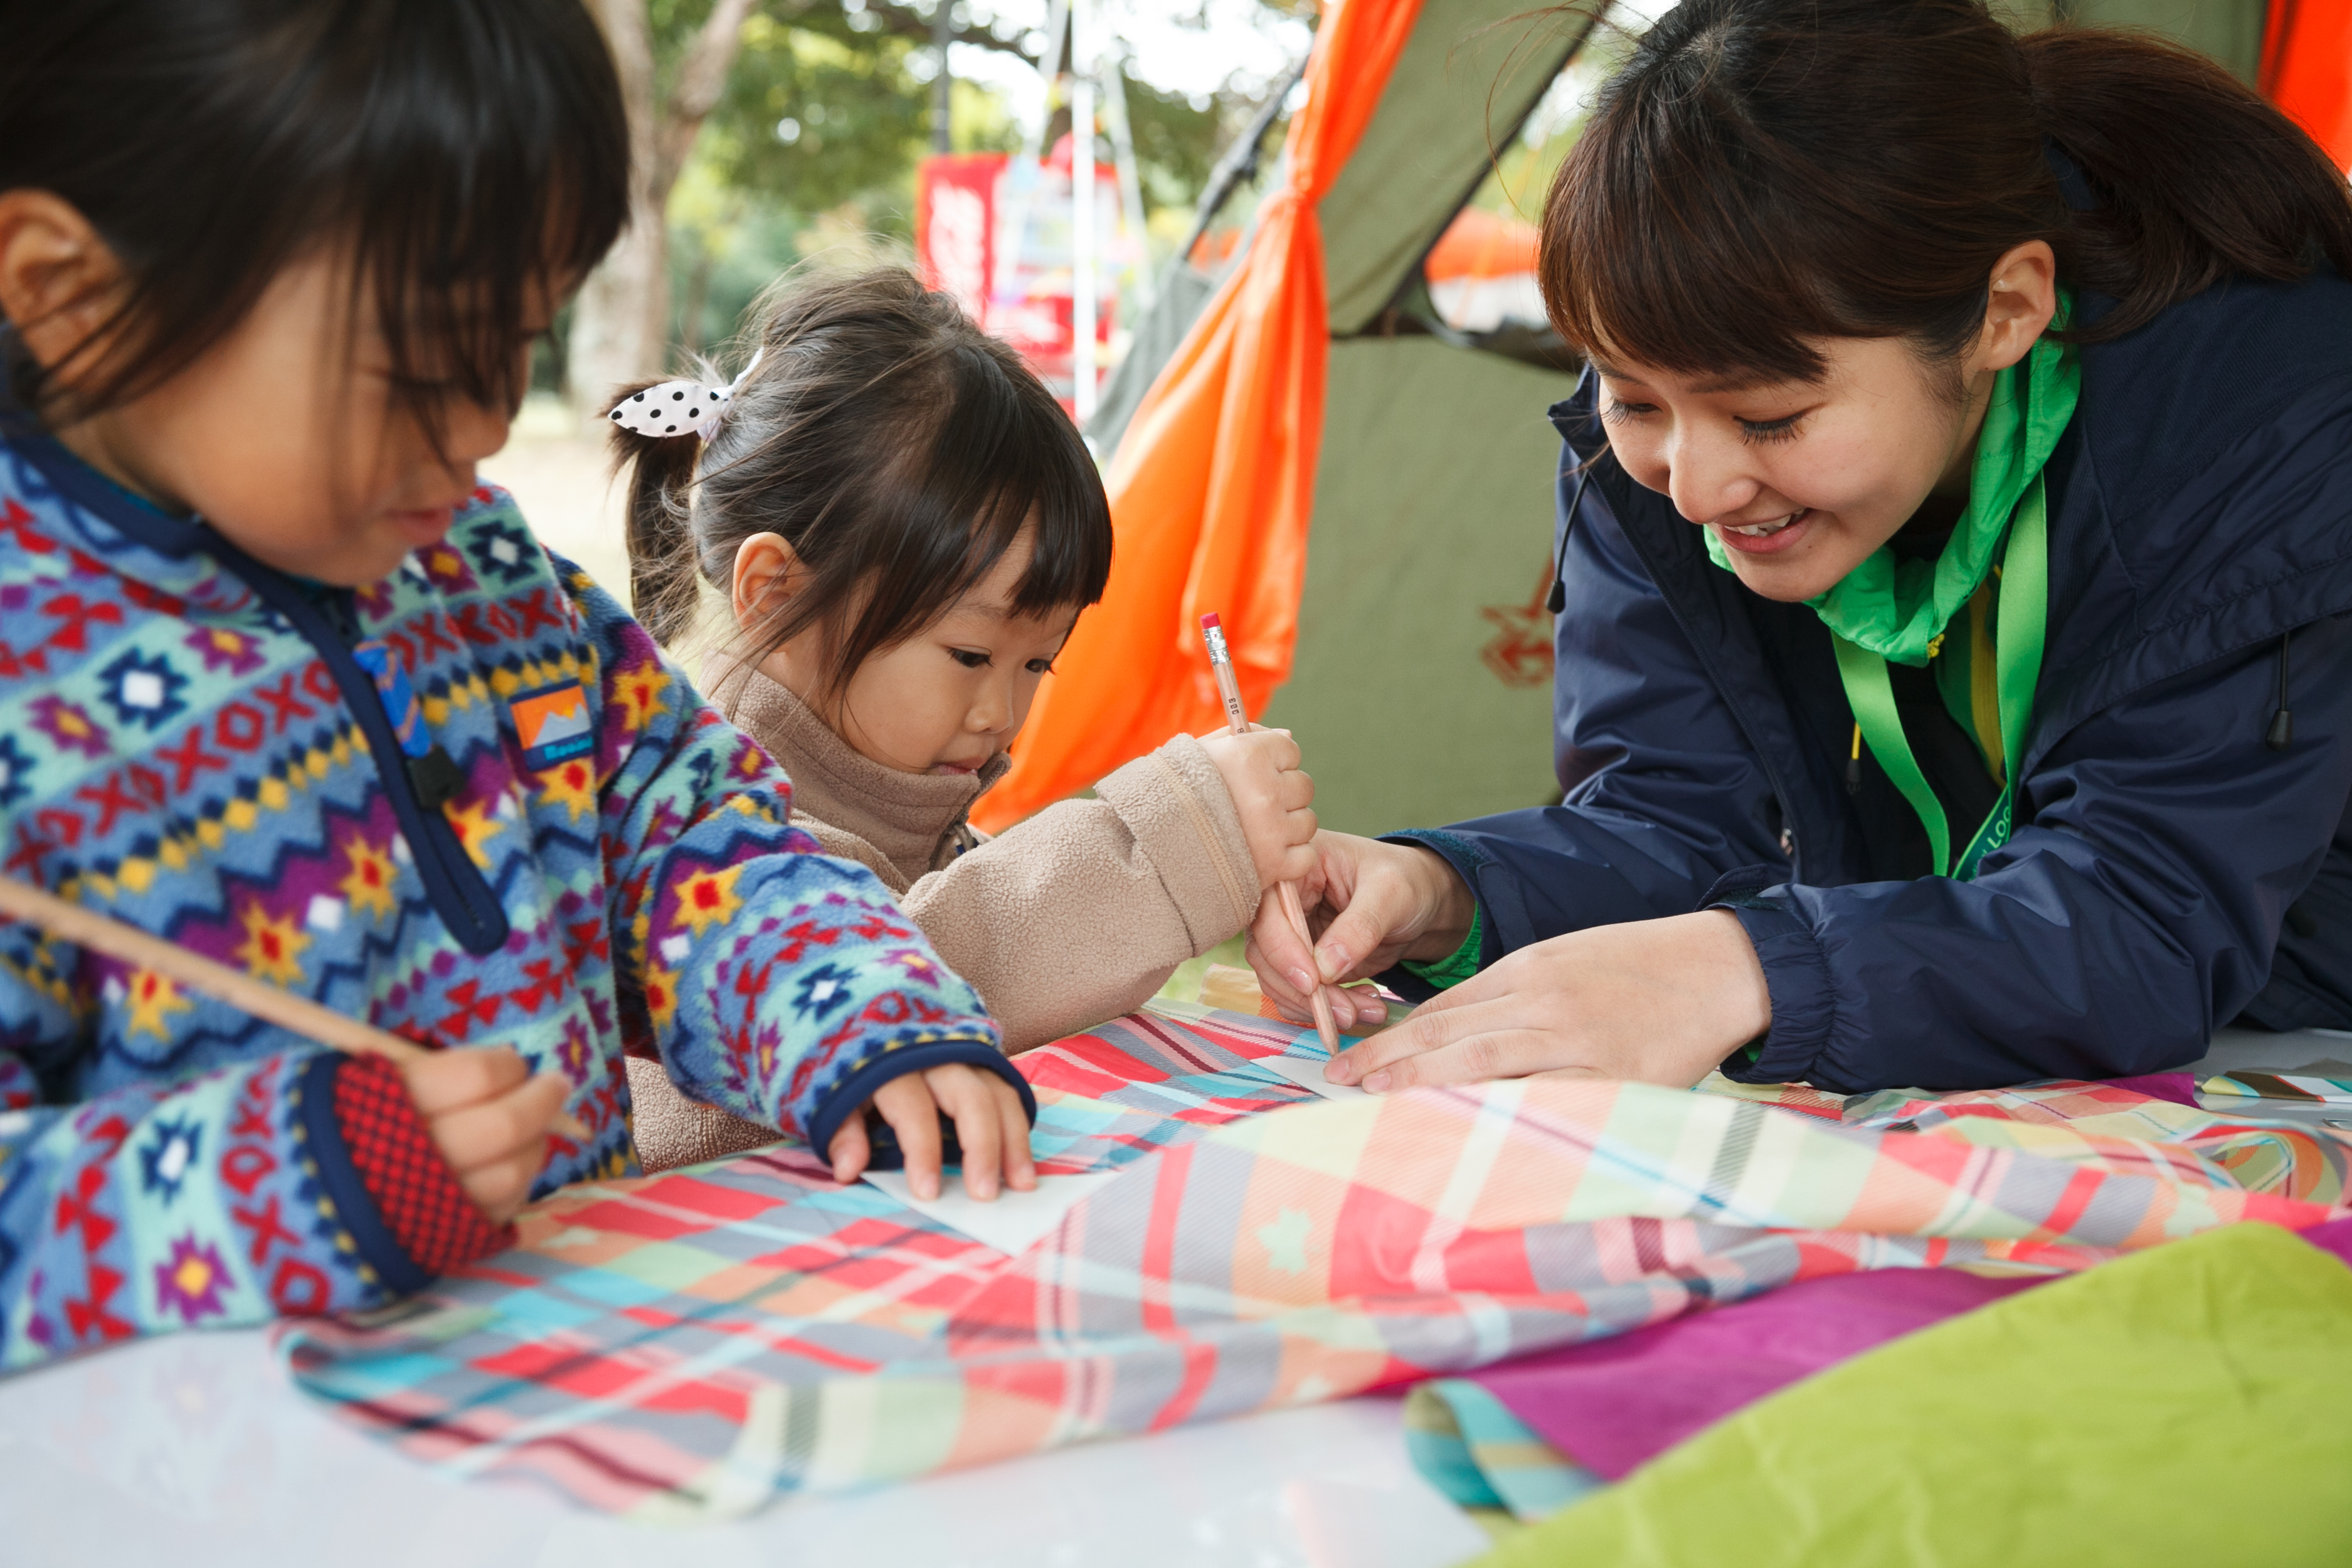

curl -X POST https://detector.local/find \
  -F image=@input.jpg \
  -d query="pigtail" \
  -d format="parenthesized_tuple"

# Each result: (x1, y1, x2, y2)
(605, 388, 706, 647)
(2021, 28, 2352, 343)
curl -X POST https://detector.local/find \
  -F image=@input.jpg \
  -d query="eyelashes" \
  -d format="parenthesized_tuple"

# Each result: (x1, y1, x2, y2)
(1738, 413, 1804, 445)
(1602, 399, 1806, 444)
(950, 649, 1059, 675)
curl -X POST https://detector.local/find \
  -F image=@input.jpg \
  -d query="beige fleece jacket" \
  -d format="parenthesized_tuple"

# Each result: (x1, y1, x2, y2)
(627, 665, 1262, 1173)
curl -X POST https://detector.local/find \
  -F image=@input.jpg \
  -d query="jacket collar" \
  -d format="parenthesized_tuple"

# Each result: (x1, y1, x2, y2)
(711, 657, 1010, 881)
(0, 369, 258, 611)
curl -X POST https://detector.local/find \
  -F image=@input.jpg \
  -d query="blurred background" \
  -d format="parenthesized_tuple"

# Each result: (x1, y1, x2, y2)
(491, 0, 1322, 596)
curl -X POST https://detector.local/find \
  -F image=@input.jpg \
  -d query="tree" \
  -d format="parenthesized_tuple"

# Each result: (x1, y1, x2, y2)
(566, 0, 1305, 418)
(569, 0, 763, 421)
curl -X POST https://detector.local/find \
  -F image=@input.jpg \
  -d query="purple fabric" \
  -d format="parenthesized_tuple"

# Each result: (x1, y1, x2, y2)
(2099, 1072, 2200, 1107)
(1470, 1268, 2041, 1480)
(1476, 1216, 2352, 1481)
(2299, 1215, 2352, 1269)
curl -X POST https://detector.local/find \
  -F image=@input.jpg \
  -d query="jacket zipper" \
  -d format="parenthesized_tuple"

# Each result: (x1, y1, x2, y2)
(198, 529, 511, 956)
(1571, 433, 1809, 881)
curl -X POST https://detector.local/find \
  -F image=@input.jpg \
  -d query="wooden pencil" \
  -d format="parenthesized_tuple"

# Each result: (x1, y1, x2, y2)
(0, 872, 593, 1142)
(1199, 613, 1343, 1053)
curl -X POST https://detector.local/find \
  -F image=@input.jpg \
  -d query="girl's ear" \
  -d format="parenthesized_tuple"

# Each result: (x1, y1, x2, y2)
(0, 189, 125, 378)
(730, 532, 807, 633)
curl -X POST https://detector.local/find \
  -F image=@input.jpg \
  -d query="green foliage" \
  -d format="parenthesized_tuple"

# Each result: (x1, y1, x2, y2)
(707, 11, 930, 215)
(638, 0, 1301, 353)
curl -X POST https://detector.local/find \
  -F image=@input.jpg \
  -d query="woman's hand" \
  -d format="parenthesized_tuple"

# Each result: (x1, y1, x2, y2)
(398, 1047, 574, 1225)
(1323, 911, 1772, 1092)
(825, 1062, 1037, 1202)
(1197, 726, 1318, 888)
(1245, 831, 1477, 1032)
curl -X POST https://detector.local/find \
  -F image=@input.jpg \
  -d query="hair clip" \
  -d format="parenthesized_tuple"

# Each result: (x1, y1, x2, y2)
(607, 349, 764, 442)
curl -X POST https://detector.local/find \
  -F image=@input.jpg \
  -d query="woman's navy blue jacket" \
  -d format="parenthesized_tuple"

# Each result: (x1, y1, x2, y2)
(1396, 269, 2352, 1091)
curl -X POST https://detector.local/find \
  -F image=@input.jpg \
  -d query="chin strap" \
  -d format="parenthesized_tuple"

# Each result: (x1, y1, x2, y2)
(2267, 630, 2295, 751)
(1547, 450, 1607, 616)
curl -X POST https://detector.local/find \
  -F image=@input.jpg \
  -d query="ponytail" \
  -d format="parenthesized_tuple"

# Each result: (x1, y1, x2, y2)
(600, 268, 1112, 695)
(2020, 28, 2352, 342)
(605, 399, 704, 648)
(1543, 0, 2352, 383)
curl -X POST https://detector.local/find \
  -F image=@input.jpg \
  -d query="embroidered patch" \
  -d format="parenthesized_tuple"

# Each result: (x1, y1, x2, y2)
(510, 681, 595, 770)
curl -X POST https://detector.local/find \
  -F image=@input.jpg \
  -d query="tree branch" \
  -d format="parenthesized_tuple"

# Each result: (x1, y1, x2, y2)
(654, 0, 763, 196)
(866, 2, 1045, 63)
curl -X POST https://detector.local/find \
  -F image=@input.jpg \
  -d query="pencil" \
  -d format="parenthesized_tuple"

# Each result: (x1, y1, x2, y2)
(0, 872, 593, 1143)
(1200, 613, 1342, 1054)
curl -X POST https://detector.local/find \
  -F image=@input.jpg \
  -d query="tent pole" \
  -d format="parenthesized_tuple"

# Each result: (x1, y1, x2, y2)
(992, 0, 1069, 322)
(1101, 43, 1153, 310)
(1175, 50, 1309, 269)
(1071, 0, 1099, 421)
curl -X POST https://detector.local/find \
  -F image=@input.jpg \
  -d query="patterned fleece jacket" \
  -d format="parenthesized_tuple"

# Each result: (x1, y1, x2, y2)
(0, 418, 1023, 1372)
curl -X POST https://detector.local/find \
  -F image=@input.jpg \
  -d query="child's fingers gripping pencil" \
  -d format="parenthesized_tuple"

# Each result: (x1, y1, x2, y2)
(0, 873, 593, 1143)
(1200, 614, 1342, 1054)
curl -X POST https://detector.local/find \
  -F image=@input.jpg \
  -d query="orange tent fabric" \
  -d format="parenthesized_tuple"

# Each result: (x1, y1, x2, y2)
(974, 0, 1427, 832)
(2264, 0, 2352, 171)
(1424, 205, 1540, 283)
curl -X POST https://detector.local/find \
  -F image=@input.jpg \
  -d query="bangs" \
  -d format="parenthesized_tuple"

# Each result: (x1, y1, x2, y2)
(337, 2, 630, 423)
(1539, 0, 2057, 386)
(887, 342, 1113, 631)
(1543, 98, 1858, 385)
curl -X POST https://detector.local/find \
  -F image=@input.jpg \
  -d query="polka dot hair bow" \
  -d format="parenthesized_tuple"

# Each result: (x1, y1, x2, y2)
(607, 349, 763, 442)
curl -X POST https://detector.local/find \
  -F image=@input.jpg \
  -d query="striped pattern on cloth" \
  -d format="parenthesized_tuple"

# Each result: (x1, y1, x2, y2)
(275, 1004, 2352, 1521)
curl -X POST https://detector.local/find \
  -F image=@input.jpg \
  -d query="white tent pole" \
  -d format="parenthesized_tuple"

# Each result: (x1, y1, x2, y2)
(1101, 43, 1152, 310)
(1070, 0, 1099, 421)
(992, 0, 1069, 314)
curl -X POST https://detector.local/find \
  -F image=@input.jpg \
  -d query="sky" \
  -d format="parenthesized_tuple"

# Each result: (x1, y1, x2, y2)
(931, 0, 1684, 151)
(936, 0, 1317, 118)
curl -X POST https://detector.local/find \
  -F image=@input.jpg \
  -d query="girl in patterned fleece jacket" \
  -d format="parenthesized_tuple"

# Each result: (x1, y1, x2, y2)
(0, 0, 1029, 1373)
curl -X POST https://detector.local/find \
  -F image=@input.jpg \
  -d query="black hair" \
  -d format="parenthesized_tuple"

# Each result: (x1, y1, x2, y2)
(1545, 0, 2352, 383)
(0, 0, 629, 430)
(612, 268, 1115, 705)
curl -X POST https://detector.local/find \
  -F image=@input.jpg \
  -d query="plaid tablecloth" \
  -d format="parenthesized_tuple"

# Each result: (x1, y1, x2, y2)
(276, 1004, 2352, 1521)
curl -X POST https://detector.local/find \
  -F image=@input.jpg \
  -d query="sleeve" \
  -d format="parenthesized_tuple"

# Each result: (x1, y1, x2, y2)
(902, 734, 1262, 1052)
(556, 559, 1029, 1156)
(1379, 460, 1790, 987)
(0, 1041, 504, 1371)
(1714, 616, 2352, 1091)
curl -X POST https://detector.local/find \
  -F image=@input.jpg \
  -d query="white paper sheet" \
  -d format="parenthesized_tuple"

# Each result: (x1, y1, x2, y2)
(862, 1168, 1120, 1256)
(1254, 1053, 1374, 1101)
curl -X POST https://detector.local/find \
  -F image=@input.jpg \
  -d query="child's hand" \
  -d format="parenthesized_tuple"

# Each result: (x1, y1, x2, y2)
(398, 1047, 573, 1225)
(827, 1063, 1037, 1202)
(1198, 726, 1318, 889)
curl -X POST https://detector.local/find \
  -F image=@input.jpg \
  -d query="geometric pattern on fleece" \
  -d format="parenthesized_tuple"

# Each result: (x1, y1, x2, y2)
(0, 444, 996, 1369)
(275, 1004, 2352, 1523)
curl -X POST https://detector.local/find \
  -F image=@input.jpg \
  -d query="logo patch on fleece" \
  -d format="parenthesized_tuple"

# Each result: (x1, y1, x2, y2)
(510, 681, 595, 770)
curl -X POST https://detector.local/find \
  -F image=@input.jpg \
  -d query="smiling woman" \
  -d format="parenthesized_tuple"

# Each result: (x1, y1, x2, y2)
(1245, 0, 2352, 1098)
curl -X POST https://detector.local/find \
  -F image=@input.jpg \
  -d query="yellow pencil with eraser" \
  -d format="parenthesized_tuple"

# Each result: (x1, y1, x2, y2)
(1200, 613, 1342, 1054)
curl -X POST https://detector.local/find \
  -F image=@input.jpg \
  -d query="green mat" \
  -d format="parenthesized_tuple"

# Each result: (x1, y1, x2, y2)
(1471, 1222, 2352, 1567)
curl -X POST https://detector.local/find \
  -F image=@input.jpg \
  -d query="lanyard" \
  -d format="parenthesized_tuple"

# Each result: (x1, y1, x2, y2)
(1831, 472, 2048, 880)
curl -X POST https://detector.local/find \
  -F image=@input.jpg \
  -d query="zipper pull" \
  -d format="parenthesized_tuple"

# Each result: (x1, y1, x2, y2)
(353, 637, 464, 809)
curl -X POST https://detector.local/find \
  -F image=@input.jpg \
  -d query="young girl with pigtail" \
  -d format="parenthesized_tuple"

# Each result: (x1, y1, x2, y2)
(608, 269, 1320, 1173)
(0, 0, 1031, 1372)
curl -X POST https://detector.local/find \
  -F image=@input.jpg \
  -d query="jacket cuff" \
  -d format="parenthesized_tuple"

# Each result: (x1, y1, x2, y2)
(1375, 829, 1503, 1004)
(805, 1039, 1037, 1172)
(1703, 871, 1836, 1084)
(1099, 734, 1261, 942)
(297, 1052, 512, 1299)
